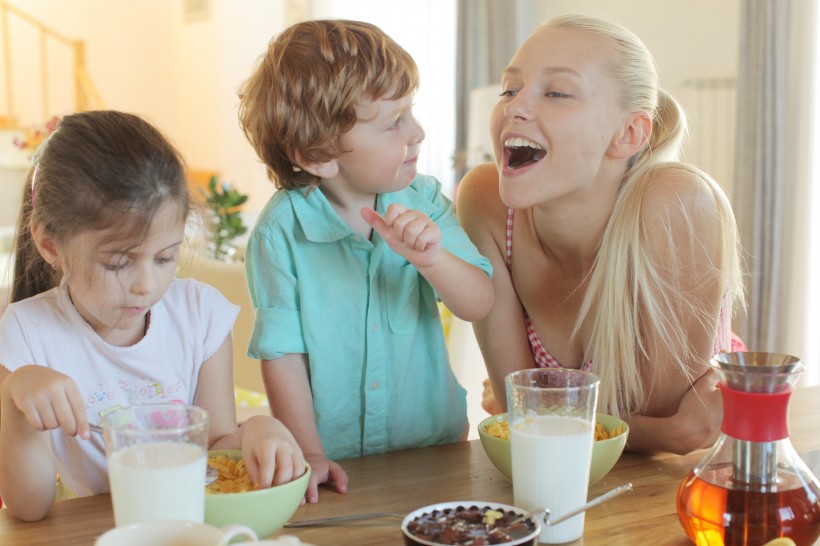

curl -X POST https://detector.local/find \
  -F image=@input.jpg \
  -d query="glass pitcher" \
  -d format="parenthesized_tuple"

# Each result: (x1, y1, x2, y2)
(676, 352, 820, 546)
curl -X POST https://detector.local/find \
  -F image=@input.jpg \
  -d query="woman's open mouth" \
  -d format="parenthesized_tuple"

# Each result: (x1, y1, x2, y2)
(504, 136, 546, 169)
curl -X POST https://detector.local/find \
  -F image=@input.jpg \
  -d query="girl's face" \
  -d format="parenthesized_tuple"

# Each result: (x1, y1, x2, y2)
(490, 26, 628, 209)
(60, 201, 186, 346)
(328, 93, 426, 197)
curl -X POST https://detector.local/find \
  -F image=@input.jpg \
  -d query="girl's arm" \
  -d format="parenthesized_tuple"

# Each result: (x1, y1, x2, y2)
(0, 365, 87, 521)
(260, 354, 348, 504)
(456, 164, 534, 411)
(195, 337, 305, 487)
(622, 168, 726, 454)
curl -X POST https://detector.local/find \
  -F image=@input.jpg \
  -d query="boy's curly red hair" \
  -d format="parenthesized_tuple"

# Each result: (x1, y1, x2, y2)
(238, 19, 419, 190)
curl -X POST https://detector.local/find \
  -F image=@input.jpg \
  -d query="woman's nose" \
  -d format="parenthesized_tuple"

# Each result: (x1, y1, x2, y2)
(504, 92, 534, 121)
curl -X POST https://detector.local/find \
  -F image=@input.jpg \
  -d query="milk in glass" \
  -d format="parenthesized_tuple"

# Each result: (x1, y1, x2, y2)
(108, 441, 206, 526)
(511, 415, 593, 544)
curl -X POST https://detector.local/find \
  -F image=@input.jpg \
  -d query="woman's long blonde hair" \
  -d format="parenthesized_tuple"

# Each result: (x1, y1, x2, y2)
(543, 15, 745, 416)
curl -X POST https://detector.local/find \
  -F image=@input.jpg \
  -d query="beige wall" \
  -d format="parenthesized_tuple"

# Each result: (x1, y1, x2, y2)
(3, 0, 740, 207)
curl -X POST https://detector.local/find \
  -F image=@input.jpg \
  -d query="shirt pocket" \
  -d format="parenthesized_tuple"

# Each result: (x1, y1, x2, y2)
(384, 264, 420, 335)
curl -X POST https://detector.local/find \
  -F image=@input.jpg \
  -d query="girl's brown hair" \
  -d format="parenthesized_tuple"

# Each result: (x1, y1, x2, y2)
(11, 110, 190, 303)
(238, 19, 419, 190)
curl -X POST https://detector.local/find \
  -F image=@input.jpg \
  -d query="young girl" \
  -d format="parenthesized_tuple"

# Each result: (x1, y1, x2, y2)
(457, 14, 745, 455)
(0, 111, 305, 522)
(238, 20, 494, 503)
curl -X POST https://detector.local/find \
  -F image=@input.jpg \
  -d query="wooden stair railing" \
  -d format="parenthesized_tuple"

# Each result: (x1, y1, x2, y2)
(0, 1, 104, 129)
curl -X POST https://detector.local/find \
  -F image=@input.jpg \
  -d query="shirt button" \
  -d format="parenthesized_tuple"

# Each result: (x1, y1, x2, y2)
(371, 324, 377, 333)
(371, 381, 380, 390)
(353, 235, 362, 242)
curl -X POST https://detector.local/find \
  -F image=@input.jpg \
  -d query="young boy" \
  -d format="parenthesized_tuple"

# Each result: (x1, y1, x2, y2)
(238, 19, 493, 503)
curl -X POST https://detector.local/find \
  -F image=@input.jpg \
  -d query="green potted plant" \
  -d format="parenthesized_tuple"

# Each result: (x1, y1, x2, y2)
(204, 176, 248, 261)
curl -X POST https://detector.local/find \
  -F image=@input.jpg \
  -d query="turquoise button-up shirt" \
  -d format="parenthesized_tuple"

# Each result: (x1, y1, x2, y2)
(245, 174, 492, 460)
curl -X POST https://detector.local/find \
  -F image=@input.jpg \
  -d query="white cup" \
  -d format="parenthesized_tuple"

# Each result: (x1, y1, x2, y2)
(506, 368, 600, 544)
(94, 520, 257, 546)
(102, 404, 209, 526)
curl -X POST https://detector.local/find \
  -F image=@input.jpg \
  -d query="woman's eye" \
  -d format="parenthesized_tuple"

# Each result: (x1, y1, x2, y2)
(499, 89, 517, 98)
(546, 91, 569, 98)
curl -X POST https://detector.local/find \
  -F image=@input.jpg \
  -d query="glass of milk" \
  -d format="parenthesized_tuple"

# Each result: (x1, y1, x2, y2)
(102, 404, 209, 527)
(506, 369, 600, 544)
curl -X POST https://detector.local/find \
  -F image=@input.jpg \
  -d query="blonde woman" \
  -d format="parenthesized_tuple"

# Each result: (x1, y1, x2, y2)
(457, 14, 745, 455)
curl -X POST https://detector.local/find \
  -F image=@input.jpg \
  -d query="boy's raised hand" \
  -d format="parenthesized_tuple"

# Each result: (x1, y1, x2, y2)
(1, 365, 91, 439)
(361, 204, 441, 267)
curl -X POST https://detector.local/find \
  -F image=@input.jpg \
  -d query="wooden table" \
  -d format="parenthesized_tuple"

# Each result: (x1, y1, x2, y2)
(2, 386, 819, 545)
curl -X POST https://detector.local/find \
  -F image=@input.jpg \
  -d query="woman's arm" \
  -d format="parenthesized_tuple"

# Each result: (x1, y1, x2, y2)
(624, 168, 726, 453)
(457, 164, 534, 411)
(260, 354, 348, 503)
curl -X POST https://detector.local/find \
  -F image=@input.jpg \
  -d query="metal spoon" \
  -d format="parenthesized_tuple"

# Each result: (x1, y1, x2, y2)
(88, 423, 218, 485)
(283, 513, 403, 527)
(510, 482, 633, 527)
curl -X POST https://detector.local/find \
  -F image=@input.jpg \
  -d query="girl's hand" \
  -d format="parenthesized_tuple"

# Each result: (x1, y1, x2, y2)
(361, 204, 441, 267)
(2, 365, 89, 438)
(239, 415, 307, 488)
(302, 452, 349, 504)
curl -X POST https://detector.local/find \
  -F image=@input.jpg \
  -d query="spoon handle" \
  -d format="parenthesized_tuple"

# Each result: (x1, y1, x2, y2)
(545, 482, 633, 527)
(284, 513, 403, 527)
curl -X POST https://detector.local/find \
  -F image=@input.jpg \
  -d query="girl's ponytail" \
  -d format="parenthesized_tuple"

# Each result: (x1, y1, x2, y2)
(11, 172, 58, 303)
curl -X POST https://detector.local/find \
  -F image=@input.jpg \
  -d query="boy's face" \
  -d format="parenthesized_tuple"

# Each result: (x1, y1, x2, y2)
(329, 93, 425, 196)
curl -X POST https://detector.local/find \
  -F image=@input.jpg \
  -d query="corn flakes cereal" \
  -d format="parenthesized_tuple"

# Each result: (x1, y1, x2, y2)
(485, 421, 510, 440)
(485, 419, 623, 441)
(206, 455, 254, 494)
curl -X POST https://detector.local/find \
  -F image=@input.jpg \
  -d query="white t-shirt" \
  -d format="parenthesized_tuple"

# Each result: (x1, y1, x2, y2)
(0, 278, 239, 497)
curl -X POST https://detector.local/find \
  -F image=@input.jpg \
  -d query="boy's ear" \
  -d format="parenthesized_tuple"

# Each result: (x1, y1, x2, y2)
(31, 223, 60, 267)
(607, 111, 652, 160)
(294, 152, 339, 179)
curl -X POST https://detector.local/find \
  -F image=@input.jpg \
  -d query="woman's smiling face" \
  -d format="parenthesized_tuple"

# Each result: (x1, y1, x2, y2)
(490, 26, 628, 209)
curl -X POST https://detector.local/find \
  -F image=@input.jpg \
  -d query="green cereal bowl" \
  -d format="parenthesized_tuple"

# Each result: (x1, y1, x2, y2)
(205, 450, 310, 539)
(477, 412, 629, 485)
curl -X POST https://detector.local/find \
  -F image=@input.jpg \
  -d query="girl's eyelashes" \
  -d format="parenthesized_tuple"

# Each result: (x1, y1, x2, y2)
(104, 261, 129, 272)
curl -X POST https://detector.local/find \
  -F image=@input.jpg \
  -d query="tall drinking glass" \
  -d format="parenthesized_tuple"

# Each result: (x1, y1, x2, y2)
(103, 404, 209, 526)
(506, 368, 600, 544)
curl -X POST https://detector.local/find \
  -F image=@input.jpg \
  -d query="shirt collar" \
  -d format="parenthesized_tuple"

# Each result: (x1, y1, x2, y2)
(288, 177, 436, 243)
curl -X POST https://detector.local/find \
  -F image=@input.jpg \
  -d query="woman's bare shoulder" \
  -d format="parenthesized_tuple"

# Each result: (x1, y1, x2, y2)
(642, 164, 721, 213)
(641, 164, 724, 258)
(456, 163, 507, 224)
